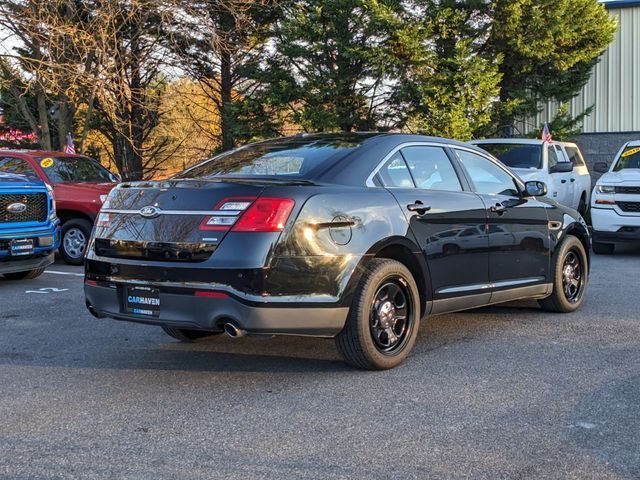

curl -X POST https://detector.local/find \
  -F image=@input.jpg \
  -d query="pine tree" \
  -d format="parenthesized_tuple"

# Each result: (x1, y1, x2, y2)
(400, 0, 501, 140)
(263, 0, 418, 132)
(488, 0, 616, 134)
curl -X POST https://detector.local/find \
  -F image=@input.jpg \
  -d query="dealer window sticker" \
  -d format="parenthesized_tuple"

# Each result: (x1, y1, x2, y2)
(621, 147, 640, 158)
(40, 157, 54, 168)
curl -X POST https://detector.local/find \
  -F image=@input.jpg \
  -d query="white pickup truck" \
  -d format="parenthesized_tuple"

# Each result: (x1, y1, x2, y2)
(590, 140, 640, 254)
(471, 139, 591, 216)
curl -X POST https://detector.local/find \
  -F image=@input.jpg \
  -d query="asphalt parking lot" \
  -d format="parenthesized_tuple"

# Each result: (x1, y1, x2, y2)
(1, 250, 639, 480)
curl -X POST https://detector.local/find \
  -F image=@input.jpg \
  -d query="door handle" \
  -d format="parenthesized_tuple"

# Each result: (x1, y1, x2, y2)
(407, 201, 431, 214)
(570, 178, 575, 182)
(490, 203, 506, 215)
(561, 179, 567, 184)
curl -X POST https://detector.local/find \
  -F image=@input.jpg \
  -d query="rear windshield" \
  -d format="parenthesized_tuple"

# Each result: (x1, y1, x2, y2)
(613, 145, 640, 171)
(37, 156, 116, 183)
(477, 143, 542, 170)
(175, 137, 362, 180)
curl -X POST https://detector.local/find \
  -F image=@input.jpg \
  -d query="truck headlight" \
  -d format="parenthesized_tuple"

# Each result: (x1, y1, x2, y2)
(46, 183, 57, 220)
(596, 185, 615, 194)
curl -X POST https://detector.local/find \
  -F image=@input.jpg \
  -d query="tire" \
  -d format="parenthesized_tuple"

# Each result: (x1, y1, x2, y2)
(538, 235, 588, 313)
(3, 267, 46, 280)
(335, 258, 421, 370)
(592, 241, 615, 255)
(161, 326, 221, 342)
(60, 218, 92, 265)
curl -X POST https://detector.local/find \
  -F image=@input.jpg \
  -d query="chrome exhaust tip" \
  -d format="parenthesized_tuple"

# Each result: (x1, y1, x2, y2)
(224, 322, 246, 338)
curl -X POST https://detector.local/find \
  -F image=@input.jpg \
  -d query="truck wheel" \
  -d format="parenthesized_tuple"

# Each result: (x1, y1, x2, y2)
(539, 235, 588, 313)
(61, 219, 92, 265)
(335, 258, 420, 370)
(3, 268, 46, 280)
(161, 326, 221, 342)
(592, 242, 614, 255)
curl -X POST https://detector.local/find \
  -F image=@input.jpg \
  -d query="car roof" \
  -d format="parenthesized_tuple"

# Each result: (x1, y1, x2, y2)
(257, 132, 481, 148)
(623, 140, 640, 147)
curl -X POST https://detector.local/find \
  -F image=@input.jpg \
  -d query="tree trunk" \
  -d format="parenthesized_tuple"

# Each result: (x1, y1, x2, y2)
(57, 99, 75, 151)
(111, 131, 143, 182)
(218, 10, 235, 152)
(36, 89, 52, 151)
(220, 45, 234, 151)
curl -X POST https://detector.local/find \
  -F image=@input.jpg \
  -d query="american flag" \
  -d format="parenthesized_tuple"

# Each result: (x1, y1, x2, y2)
(541, 122, 553, 143)
(64, 132, 76, 154)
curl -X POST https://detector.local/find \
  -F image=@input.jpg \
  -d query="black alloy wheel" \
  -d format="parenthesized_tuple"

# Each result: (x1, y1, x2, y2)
(369, 278, 414, 354)
(561, 249, 584, 303)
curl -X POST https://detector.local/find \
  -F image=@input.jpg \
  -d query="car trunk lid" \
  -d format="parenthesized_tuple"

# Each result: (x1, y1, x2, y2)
(94, 179, 266, 261)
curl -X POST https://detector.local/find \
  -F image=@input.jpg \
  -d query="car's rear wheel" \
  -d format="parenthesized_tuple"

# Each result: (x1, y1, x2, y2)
(3, 268, 46, 280)
(592, 241, 615, 255)
(539, 235, 588, 313)
(61, 219, 92, 265)
(335, 258, 420, 370)
(161, 326, 221, 342)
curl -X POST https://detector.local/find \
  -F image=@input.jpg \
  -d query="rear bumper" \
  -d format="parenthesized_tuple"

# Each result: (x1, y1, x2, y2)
(84, 282, 348, 337)
(0, 252, 55, 274)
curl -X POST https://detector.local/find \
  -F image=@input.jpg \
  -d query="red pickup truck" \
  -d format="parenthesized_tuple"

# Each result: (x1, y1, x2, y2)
(0, 150, 118, 264)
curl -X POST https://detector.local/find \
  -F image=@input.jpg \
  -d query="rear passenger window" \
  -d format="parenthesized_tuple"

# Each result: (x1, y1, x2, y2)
(377, 152, 414, 188)
(400, 146, 462, 192)
(0, 157, 37, 177)
(547, 146, 558, 169)
(564, 146, 586, 166)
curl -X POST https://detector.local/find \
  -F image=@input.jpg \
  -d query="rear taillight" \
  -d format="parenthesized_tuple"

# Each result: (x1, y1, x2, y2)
(96, 212, 110, 228)
(96, 196, 112, 228)
(232, 197, 295, 232)
(199, 197, 256, 231)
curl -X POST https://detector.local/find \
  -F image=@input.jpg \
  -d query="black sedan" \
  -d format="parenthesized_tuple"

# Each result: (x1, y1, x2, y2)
(85, 133, 590, 370)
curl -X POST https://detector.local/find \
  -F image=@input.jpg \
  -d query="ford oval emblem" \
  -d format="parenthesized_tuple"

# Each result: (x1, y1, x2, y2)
(6, 202, 27, 214)
(139, 206, 160, 218)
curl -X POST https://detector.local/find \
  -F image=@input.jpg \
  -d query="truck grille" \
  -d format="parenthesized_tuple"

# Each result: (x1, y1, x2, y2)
(616, 201, 640, 213)
(94, 238, 215, 262)
(615, 186, 640, 195)
(0, 193, 47, 223)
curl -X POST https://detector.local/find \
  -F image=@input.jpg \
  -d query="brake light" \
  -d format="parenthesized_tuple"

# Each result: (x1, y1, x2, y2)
(199, 197, 256, 231)
(96, 212, 110, 228)
(232, 197, 295, 232)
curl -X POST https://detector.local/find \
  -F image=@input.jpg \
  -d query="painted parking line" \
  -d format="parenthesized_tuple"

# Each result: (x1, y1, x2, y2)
(25, 287, 70, 294)
(44, 270, 84, 277)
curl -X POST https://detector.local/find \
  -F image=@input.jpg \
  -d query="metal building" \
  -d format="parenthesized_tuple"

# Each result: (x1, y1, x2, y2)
(519, 0, 640, 173)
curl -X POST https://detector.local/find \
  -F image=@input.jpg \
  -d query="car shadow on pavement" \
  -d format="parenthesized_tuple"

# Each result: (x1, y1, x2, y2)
(0, 302, 557, 374)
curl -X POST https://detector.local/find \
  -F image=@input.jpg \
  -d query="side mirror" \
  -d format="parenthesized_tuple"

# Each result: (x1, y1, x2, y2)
(549, 161, 573, 173)
(524, 180, 547, 197)
(593, 162, 609, 173)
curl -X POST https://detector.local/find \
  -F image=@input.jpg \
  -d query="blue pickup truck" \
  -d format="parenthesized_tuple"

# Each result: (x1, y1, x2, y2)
(0, 172, 60, 280)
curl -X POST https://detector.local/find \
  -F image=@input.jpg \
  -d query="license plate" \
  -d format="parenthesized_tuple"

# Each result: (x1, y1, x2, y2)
(124, 286, 160, 317)
(10, 238, 34, 256)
